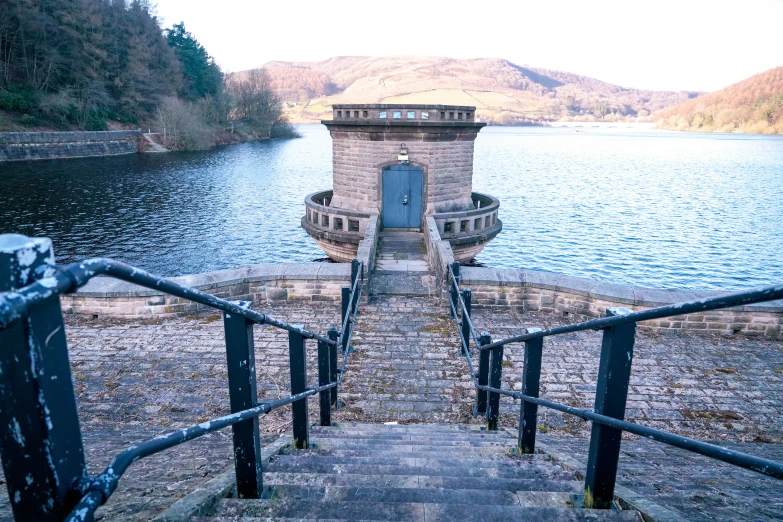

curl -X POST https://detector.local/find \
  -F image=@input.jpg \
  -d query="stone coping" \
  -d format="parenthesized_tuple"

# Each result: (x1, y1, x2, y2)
(74, 262, 350, 298)
(461, 266, 783, 312)
(332, 104, 477, 110)
(0, 130, 141, 144)
(321, 120, 486, 129)
(69, 259, 782, 313)
(431, 192, 500, 220)
(305, 190, 374, 218)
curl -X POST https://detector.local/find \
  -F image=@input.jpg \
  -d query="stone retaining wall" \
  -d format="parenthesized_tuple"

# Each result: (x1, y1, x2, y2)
(461, 267, 783, 339)
(61, 263, 350, 318)
(0, 130, 140, 161)
(355, 213, 379, 302)
(423, 215, 455, 297)
(423, 224, 782, 338)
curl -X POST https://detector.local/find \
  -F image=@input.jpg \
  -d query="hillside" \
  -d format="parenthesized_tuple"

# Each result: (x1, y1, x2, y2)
(655, 67, 783, 134)
(257, 56, 699, 124)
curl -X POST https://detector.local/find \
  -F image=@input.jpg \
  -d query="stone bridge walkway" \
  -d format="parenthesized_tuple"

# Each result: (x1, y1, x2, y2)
(0, 295, 781, 520)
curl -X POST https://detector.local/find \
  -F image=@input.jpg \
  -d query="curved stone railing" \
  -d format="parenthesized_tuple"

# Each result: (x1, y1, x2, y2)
(432, 192, 502, 241)
(303, 190, 374, 241)
(303, 190, 378, 262)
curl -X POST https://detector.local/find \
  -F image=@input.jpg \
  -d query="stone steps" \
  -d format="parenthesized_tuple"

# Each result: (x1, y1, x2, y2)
(191, 423, 641, 521)
(282, 448, 514, 459)
(261, 472, 584, 492)
(201, 500, 640, 521)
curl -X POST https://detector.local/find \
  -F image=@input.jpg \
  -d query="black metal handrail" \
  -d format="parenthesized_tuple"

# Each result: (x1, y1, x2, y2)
(0, 235, 364, 522)
(446, 262, 783, 508)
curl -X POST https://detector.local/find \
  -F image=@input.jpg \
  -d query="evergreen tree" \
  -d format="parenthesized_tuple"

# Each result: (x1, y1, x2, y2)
(164, 22, 221, 101)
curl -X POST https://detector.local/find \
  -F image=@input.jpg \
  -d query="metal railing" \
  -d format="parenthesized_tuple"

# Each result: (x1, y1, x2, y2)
(0, 234, 364, 522)
(446, 261, 783, 509)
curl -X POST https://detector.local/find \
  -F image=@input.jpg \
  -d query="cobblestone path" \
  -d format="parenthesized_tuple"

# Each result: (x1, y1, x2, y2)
(0, 294, 781, 521)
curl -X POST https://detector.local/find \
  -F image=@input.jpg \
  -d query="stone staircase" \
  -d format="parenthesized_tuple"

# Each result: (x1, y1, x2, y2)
(369, 231, 436, 296)
(192, 423, 641, 521)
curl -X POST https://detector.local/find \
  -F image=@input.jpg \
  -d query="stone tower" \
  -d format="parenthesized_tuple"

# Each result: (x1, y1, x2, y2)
(302, 104, 501, 262)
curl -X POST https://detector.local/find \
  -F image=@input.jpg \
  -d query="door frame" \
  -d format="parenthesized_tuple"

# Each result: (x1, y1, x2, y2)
(376, 160, 428, 230)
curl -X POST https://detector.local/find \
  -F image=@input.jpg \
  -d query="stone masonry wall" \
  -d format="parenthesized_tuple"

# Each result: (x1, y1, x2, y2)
(329, 135, 475, 214)
(0, 130, 140, 161)
(461, 267, 783, 339)
(61, 263, 350, 318)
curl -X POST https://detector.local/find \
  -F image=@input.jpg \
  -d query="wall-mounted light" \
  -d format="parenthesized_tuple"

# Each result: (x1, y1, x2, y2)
(398, 143, 409, 164)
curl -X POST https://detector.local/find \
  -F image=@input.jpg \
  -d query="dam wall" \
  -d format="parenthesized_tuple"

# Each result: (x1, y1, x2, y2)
(60, 256, 783, 338)
(0, 130, 141, 161)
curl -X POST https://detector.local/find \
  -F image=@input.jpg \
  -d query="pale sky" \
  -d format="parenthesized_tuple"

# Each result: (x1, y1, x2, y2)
(154, 0, 783, 93)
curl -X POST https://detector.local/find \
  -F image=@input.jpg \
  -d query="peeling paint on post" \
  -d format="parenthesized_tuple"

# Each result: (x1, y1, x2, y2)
(518, 328, 543, 453)
(223, 301, 263, 498)
(288, 327, 309, 449)
(584, 307, 637, 509)
(0, 234, 88, 521)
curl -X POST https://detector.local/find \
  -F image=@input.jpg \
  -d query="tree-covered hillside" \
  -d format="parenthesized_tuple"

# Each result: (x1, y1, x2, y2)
(0, 1, 294, 147)
(655, 67, 783, 134)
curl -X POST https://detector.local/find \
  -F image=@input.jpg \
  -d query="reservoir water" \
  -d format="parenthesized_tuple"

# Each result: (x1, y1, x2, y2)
(1, 125, 781, 290)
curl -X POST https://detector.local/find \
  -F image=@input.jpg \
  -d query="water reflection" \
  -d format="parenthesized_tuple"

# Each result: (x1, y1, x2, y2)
(1, 125, 781, 289)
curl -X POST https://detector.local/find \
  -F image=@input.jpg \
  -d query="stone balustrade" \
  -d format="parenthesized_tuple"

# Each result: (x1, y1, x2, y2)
(432, 192, 502, 262)
(332, 104, 477, 123)
(302, 190, 376, 262)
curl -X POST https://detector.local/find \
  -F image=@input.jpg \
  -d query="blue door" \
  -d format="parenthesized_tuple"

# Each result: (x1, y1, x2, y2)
(382, 165, 423, 228)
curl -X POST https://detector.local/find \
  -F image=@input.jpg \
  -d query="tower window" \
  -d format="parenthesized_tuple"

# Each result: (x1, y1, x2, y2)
(407, 111, 415, 119)
(379, 111, 387, 118)
(393, 111, 402, 119)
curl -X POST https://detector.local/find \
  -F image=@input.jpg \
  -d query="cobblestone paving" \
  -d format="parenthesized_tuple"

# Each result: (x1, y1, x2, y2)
(539, 436, 783, 521)
(0, 295, 781, 521)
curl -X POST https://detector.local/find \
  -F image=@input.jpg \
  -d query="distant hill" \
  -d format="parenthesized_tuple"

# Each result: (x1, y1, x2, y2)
(655, 67, 783, 134)
(254, 56, 698, 124)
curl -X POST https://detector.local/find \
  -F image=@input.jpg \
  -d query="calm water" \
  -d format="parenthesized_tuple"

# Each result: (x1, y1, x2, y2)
(1, 125, 781, 290)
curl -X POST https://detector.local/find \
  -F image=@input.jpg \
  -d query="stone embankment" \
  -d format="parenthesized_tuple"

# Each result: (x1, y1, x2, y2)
(0, 130, 141, 161)
(58, 214, 782, 338)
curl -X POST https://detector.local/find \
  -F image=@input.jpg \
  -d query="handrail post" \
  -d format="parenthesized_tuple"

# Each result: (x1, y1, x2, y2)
(350, 259, 360, 313)
(460, 288, 472, 355)
(474, 332, 491, 415)
(449, 262, 460, 318)
(317, 337, 332, 426)
(328, 328, 339, 408)
(288, 328, 309, 449)
(486, 335, 503, 431)
(223, 301, 263, 498)
(518, 329, 543, 453)
(0, 234, 87, 521)
(584, 307, 637, 508)
(341, 286, 350, 353)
